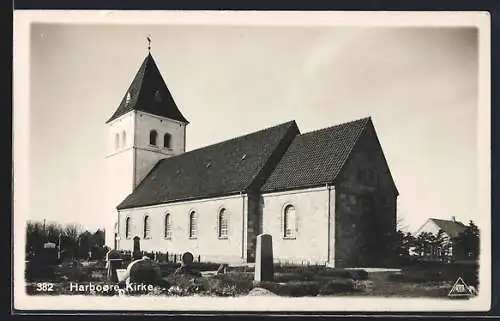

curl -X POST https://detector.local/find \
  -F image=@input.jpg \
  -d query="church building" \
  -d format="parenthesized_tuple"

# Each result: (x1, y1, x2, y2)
(105, 51, 399, 268)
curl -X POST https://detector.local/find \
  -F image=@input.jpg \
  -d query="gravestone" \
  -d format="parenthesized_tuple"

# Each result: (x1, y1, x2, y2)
(70, 259, 88, 281)
(217, 263, 228, 275)
(124, 256, 167, 287)
(132, 236, 141, 260)
(254, 234, 274, 282)
(182, 252, 194, 265)
(105, 249, 122, 282)
(174, 251, 200, 276)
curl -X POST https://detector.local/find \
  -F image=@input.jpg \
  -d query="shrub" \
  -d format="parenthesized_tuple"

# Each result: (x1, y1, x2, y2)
(319, 278, 356, 295)
(349, 269, 369, 280)
(255, 280, 321, 297)
(387, 270, 444, 283)
(390, 262, 479, 286)
(315, 269, 352, 279)
(225, 271, 254, 281)
(199, 274, 253, 296)
(274, 272, 313, 282)
(283, 281, 321, 297)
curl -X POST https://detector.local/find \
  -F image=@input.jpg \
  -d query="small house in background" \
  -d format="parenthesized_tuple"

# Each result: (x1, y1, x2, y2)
(415, 217, 467, 239)
(414, 217, 467, 258)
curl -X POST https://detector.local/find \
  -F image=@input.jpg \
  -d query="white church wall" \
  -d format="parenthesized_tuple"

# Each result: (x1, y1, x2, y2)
(261, 186, 333, 265)
(133, 149, 172, 187)
(104, 113, 136, 247)
(117, 193, 247, 264)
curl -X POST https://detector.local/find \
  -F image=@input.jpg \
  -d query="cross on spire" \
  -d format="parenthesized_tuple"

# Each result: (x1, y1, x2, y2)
(147, 35, 152, 52)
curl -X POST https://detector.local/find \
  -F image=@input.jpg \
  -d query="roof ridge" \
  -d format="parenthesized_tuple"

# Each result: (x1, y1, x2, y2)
(156, 120, 297, 164)
(430, 218, 465, 224)
(298, 116, 371, 137)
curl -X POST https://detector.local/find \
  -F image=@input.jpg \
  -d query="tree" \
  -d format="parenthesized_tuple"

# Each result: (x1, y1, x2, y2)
(45, 222, 63, 244)
(453, 220, 480, 260)
(63, 224, 83, 244)
(91, 229, 106, 248)
(414, 232, 434, 257)
(26, 221, 109, 261)
(396, 214, 410, 233)
(26, 221, 44, 256)
(434, 229, 452, 260)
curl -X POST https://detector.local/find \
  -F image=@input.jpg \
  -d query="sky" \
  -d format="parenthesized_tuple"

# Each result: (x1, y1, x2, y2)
(28, 22, 480, 233)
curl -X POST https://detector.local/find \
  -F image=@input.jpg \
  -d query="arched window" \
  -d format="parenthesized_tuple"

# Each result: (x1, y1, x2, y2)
(125, 92, 131, 104)
(164, 133, 172, 148)
(149, 130, 158, 146)
(189, 211, 197, 238)
(125, 217, 131, 239)
(143, 215, 151, 239)
(115, 133, 120, 150)
(121, 130, 126, 147)
(283, 205, 296, 238)
(164, 214, 172, 239)
(218, 208, 229, 239)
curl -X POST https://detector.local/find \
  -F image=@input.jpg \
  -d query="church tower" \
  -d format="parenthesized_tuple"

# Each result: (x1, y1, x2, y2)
(104, 49, 189, 247)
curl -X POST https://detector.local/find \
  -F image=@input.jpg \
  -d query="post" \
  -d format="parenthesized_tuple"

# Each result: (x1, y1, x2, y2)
(132, 236, 141, 260)
(254, 234, 274, 282)
(57, 233, 61, 261)
(106, 250, 122, 282)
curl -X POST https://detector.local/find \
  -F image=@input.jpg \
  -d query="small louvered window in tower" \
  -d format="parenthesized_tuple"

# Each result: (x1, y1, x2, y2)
(121, 131, 126, 147)
(164, 133, 171, 148)
(149, 130, 158, 146)
(144, 215, 151, 239)
(126, 92, 131, 104)
(154, 90, 162, 103)
(189, 211, 197, 238)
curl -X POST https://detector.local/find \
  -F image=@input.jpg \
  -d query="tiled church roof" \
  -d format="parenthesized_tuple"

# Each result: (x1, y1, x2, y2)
(117, 117, 379, 210)
(117, 120, 299, 210)
(106, 53, 189, 124)
(261, 117, 371, 192)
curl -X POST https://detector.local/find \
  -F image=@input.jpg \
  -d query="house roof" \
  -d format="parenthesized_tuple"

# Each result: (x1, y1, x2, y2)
(117, 120, 299, 210)
(261, 117, 371, 193)
(106, 53, 189, 124)
(429, 218, 467, 238)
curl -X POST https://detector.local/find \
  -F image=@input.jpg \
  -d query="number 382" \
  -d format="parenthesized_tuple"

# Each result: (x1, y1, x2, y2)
(36, 282, 54, 292)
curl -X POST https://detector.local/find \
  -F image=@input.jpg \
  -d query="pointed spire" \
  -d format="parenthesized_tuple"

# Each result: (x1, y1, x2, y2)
(106, 53, 189, 124)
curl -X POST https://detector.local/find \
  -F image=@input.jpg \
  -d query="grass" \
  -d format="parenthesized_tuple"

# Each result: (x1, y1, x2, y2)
(25, 259, 477, 298)
(387, 262, 478, 288)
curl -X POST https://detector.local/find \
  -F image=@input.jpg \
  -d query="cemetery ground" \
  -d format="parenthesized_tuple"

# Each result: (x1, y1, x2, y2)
(25, 258, 479, 298)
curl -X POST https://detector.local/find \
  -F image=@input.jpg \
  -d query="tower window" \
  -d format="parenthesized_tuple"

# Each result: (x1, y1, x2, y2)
(154, 90, 162, 103)
(115, 133, 120, 150)
(149, 130, 158, 146)
(164, 133, 172, 148)
(218, 208, 229, 239)
(283, 205, 296, 239)
(143, 215, 151, 239)
(125, 217, 131, 239)
(164, 213, 172, 239)
(121, 130, 126, 147)
(189, 211, 197, 239)
(126, 92, 131, 104)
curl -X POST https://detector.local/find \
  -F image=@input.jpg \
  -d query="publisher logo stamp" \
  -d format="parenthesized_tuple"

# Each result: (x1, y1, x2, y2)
(448, 277, 475, 299)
